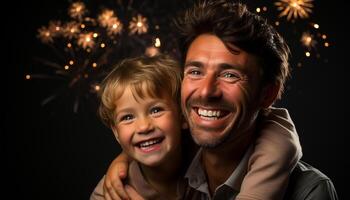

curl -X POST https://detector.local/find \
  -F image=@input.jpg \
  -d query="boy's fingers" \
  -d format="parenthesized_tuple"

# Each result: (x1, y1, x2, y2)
(111, 178, 129, 200)
(104, 181, 123, 200)
(125, 185, 144, 200)
(108, 186, 123, 200)
(117, 163, 128, 179)
(104, 192, 112, 200)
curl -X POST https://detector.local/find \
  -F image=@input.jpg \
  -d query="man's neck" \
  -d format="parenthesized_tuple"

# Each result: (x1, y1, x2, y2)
(201, 129, 256, 195)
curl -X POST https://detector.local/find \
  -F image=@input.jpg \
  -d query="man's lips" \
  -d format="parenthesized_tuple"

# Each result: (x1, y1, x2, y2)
(193, 107, 230, 119)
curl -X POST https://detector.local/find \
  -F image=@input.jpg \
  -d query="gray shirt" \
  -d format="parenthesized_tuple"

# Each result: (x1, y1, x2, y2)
(184, 146, 253, 200)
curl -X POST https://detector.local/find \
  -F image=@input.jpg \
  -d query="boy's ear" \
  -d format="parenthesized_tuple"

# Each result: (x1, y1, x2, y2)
(111, 126, 120, 143)
(260, 83, 280, 108)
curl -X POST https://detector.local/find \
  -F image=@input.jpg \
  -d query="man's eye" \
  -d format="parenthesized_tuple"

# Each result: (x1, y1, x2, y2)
(185, 68, 202, 76)
(220, 71, 242, 82)
(222, 72, 238, 78)
(120, 114, 134, 121)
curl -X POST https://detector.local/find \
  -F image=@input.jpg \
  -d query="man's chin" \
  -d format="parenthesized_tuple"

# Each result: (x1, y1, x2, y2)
(191, 131, 228, 149)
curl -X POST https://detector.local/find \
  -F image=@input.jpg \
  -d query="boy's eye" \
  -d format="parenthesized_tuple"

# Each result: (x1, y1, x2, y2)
(150, 106, 164, 115)
(120, 114, 134, 122)
(189, 70, 201, 75)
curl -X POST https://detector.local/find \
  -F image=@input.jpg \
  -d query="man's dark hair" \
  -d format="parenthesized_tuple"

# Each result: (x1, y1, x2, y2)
(174, 0, 291, 99)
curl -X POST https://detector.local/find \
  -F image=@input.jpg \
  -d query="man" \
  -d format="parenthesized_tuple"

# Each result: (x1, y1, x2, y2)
(175, 0, 338, 199)
(103, 0, 338, 199)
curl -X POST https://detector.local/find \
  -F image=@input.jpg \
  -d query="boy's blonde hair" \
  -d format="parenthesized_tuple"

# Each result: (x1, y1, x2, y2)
(98, 54, 182, 127)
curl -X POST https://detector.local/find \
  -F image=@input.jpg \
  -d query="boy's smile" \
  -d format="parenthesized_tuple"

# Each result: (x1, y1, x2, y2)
(114, 86, 182, 167)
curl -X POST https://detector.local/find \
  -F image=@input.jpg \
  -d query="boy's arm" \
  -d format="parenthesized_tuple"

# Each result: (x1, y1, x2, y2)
(237, 107, 302, 200)
(103, 151, 132, 200)
(90, 176, 106, 200)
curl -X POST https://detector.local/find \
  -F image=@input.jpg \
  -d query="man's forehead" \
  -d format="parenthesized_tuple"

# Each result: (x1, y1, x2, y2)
(187, 34, 232, 53)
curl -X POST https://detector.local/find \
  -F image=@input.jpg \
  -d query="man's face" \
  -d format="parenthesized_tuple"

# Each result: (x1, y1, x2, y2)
(181, 34, 264, 148)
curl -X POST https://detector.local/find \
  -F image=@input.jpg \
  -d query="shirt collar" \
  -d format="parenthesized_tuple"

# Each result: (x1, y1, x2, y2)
(185, 145, 253, 196)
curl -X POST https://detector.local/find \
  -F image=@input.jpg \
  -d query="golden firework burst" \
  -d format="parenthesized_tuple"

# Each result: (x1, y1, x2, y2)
(77, 32, 95, 49)
(275, 0, 313, 21)
(62, 21, 81, 39)
(68, 2, 87, 20)
(98, 9, 115, 27)
(300, 32, 317, 49)
(98, 9, 123, 35)
(37, 26, 53, 43)
(129, 14, 148, 35)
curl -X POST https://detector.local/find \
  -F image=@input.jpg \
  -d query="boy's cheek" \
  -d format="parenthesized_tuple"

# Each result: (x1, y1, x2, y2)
(111, 126, 120, 142)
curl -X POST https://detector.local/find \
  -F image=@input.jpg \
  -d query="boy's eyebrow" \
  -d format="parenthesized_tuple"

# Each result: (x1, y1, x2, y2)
(115, 107, 133, 115)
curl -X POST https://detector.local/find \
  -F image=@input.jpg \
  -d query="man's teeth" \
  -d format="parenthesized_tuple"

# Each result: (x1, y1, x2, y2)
(198, 108, 221, 118)
(139, 139, 161, 148)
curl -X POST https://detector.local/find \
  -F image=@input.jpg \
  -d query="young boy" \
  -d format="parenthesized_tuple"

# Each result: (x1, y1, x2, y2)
(91, 55, 302, 200)
(91, 55, 187, 199)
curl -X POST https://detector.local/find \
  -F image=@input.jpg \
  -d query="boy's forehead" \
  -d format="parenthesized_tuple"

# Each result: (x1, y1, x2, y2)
(116, 83, 170, 102)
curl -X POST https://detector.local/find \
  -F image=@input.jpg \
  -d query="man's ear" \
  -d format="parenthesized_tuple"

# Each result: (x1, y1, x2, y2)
(260, 83, 280, 108)
(111, 126, 120, 143)
(181, 115, 189, 129)
(182, 121, 189, 129)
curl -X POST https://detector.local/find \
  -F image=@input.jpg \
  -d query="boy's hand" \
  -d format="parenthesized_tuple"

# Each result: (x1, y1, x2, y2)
(103, 174, 128, 200)
(103, 152, 131, 200)
(125, 185, 145, 200)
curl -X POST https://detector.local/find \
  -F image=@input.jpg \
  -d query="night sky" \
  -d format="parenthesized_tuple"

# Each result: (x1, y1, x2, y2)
(5, 0, 347, 199)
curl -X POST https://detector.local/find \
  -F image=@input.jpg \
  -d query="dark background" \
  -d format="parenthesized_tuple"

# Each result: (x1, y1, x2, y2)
(4, 0, 347, 199)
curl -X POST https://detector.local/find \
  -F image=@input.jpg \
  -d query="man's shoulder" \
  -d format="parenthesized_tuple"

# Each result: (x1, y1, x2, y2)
(284, 161, 338, 200)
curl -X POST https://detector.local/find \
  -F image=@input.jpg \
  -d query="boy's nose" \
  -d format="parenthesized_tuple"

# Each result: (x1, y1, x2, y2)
(136, 117, 155, 135)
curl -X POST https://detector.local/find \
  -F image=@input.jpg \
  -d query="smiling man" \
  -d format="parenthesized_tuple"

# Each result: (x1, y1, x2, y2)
(182, 34, 264, 149)
(181, 33, 270, 196)
(174, 0, 338, 199)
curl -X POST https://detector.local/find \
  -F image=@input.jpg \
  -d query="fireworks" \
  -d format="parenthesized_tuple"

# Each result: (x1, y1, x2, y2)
(129, 14, 148, 35)
(275, 0, 313, 21)
(62, 21, 81, 39)
(77, 32, 95, 49)
(29, 0, 330, 112)
(37, 26, 53, 43)
(69, 2, 87, 20)
(30, 1, 180, 112)
(300, 32, 317, 49)
(97, 9, 123, 35)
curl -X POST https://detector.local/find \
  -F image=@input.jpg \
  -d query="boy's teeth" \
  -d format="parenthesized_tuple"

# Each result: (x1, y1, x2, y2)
(198, 108, 221, 117)
(139, 139, 161, 147)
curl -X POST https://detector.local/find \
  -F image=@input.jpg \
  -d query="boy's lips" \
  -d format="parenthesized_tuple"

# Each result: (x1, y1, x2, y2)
(134, 136, 165, 152)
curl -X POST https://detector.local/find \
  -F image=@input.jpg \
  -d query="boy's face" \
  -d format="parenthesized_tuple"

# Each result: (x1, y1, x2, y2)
(181, 34, 264, 148)
(113, 86, 182, 167)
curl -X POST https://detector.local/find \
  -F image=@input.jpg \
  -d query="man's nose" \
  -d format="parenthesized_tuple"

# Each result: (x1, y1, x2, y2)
(136, 117, 155, 135)
(199, 74, 222, 99)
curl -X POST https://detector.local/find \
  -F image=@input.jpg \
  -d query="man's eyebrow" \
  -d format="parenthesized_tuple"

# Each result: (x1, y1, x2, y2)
(218, 63, 235, 69)
(184, 61, 244, 71)
(184, 61, 203, 68)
